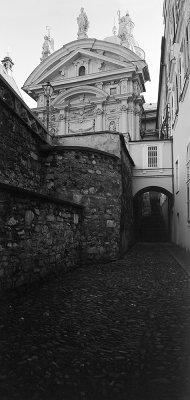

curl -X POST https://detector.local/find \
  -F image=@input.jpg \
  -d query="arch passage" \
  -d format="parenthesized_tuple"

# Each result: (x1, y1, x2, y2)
(133, 186, 173, 243)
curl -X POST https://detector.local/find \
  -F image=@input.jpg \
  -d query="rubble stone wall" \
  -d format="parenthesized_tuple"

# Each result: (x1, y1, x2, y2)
(120, 138, 134, 254)
(0, 102, 42, 191)
(0, 184, 82, 292)
(41, 147, 123, 263)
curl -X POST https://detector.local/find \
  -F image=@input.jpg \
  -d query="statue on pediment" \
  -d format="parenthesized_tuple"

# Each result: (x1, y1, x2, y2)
(77, 8, 89, 39)
(118, 11, 134, 42)
(41, 27, 54, 61)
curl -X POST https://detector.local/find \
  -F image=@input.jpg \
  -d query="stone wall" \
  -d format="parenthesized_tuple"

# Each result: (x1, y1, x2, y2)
(0, 74, 134, 293)
(0, 184, 82, 292)
(0, 76, 83, 294)
(41, 147, 123, 263)
(0, 75, 51, 191)
(120, 136, 134, 254)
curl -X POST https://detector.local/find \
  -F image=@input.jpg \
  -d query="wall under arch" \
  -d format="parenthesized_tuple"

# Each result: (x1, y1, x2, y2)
(132, 177, 173, 198)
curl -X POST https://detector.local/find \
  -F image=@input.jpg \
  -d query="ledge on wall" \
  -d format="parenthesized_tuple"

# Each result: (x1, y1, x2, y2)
(0, 182, 83, 210)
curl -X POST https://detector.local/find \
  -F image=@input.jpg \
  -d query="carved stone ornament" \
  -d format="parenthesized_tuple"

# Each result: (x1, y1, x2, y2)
(96, 107, 104, 115)
(109, 121, 116, 132)
(120, 105, 128, 112)
(59, 113, 66, 121)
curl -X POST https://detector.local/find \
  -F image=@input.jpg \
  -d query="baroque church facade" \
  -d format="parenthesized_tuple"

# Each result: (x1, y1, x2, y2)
(22, 8, 175, 250)
(23, 9, 150, 147)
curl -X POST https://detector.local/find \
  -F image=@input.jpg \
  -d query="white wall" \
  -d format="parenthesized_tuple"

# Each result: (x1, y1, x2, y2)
(172, 83, 190, 251)
(129, 140, 173, 196)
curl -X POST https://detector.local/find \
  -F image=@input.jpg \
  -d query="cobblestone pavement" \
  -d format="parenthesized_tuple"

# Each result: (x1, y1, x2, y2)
(0, 243, 190, 400)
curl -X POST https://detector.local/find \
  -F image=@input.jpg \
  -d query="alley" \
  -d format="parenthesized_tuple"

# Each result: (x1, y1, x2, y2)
(0, 244, 190, 400)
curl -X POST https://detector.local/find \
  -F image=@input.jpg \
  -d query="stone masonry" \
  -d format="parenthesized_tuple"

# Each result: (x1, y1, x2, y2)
(0, 73, 134, 293)
(41, 143, 134, 263)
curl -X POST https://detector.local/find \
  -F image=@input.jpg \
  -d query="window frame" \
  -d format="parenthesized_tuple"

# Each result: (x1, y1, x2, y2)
(147, 146, 158, 168)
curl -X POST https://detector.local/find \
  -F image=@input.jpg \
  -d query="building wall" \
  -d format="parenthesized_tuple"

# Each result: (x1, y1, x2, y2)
(120, 138, 134, 253)
(172, 84, 190, 248)
(40, 147, 127, 263)
(0, 185, 82, 292)
(53, 132, 121, 157)
(129, 140, 173, 196)
(157, 0, 190, 251)
(0, 75, 83, 293)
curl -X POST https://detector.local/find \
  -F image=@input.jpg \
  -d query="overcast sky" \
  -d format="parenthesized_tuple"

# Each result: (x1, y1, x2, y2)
(0, 0, 164, 107)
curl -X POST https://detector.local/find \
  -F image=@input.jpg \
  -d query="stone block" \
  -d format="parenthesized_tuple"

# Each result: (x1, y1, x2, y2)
(46, 215, 55, 222)
(7, 217, 18, 226)
(107, 220, 116, 228)
(25, 210, 34, 225)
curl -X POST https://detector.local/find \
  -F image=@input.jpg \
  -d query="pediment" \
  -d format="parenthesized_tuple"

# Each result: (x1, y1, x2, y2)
(23, 38, 149, 95)
(35, 49, 135, 86)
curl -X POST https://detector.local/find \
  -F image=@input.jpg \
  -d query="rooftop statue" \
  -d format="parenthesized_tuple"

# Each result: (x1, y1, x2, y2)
(118, 11, 135, 42)
(77, 8, 89, 39)
(41, 27, 54, 61)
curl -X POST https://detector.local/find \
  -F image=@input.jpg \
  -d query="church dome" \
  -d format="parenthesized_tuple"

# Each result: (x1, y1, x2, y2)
(104, 35, 121, 45)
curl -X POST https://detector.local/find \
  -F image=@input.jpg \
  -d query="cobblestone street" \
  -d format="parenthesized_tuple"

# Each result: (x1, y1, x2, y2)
(0, 243, 190, 400)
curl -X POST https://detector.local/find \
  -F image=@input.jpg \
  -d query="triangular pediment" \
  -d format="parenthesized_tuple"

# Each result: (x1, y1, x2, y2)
(24, 51, 139, 91)
(23, 38, 149, 96)
(35, 49, 136, 86)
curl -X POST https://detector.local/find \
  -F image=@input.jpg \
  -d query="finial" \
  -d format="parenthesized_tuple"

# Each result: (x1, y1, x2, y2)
(41, 27, 54, 62)
(77, 7, 89, 39)
(46, 26, 51, 40)
(1, 53, 14, 76)
(112, 18, 117, 36)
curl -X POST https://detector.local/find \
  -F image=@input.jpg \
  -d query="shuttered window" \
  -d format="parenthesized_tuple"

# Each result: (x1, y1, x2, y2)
(148, 146, 157, 168)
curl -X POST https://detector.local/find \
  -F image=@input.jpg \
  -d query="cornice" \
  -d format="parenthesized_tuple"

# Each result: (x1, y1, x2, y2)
(24, 67, 138, 97)
(23, 38, 148, 91)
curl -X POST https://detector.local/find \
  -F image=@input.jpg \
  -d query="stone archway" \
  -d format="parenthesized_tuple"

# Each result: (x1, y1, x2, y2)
(133, 186, 173, 243)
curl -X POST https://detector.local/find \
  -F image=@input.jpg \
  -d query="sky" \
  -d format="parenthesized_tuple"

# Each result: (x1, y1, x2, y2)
(0, 0, 164, 108)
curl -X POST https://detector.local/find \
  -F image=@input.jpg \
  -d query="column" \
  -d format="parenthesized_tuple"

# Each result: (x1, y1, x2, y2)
(96, 106, 103, 131)
(134, 100, 142, 141)
(120, 103, 128, 133)
(58, 109, 66, 135)
(127, 97, 134, 140)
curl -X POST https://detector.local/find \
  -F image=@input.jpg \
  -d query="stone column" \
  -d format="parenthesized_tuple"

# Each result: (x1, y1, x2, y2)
(120, 78, 128, 95)
(134, 100, 142, 141)
(127, 97, 134, 140)
(96, 106, 104, 131)
(58, 109, 66, 135)
(120, 104, 128, 134)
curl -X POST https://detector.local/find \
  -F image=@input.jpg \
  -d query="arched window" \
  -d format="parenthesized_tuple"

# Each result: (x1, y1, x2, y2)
(79, 66, 85, 76)
(187, 142, 190, 222)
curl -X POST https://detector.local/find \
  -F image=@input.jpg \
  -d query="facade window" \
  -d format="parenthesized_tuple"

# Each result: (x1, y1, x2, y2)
(148, 146, 157, 168)
(187, 144, 190, 221)
(175, 159, 179, 193)
(110, 87, 117, 95)
(79, 66, 85, 76)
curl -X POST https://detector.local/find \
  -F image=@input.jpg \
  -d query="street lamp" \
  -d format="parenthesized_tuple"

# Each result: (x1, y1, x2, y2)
(42, 81, 54, 131)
